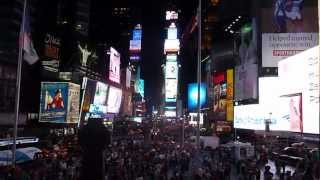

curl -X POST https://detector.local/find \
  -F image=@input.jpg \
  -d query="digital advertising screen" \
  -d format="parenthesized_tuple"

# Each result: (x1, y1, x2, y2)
(188, 83, 207, 111)
(109, 47, 121, 84)
(135, 79, 145, 98)
(165, 78, 178, 102)
(166, 54, 177, 61)
(168, 27, 177, 39)
(234, 19, 258, 102)
(93, 82, 108, 105)
(126, 67, 131, 88)
(260, 0, 319, 67)
(107, 86, 122, 113)
(129, 40, 141, 52)
(278, 46, 319, 134)
(165, 61, 178, 79)
(234, 77, 304, 132)
(164, 39, 180, 54)
(132, 29, 142, 40)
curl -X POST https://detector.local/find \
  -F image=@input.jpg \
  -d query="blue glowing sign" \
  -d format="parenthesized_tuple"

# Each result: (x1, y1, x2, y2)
(188, 83, 207, 111)
(132, 29, 142, 40)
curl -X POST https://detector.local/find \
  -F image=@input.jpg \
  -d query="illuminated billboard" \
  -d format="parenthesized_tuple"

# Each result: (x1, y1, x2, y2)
(93, 82, 108, 105)
(260, 0, 319, 67)
(188, 83, 207, 111)
(278, 46, 319, 134)
(165, 61, 178, 79)
(109, 47, 121, 84)
(135, 79, 145, 98)
(165, 78, 177, 102)
(168, 27, 177, 39)
(234, 77, 304, 132)
(166, 11, 178, 20)
(164, 39, 180, 53)
(129, 40, 141, 52)
(132, 29, 142, 40)
(166, 54, 177, 61)
(126, 67, 131, 88)
(39, 82, 80, 123)
(107, 86, 122, 113)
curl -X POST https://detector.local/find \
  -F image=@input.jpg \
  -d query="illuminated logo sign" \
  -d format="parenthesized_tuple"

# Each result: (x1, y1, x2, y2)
(130, 55, 140, 61)
(166, 11, 178, 20)
(165, 110, 176, 117)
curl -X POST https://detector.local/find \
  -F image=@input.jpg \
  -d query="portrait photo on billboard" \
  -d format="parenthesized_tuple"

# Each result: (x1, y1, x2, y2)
(39, 82, 68, 123)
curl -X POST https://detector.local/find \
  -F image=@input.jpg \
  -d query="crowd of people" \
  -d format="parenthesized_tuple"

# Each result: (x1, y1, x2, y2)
(0, 122, 319, 180)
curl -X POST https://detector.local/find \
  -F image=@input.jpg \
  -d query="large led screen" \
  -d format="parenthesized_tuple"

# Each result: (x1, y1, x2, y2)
(168, 27, 177, 39)
(260, 0, 319, 67)
(165, 61, 178, 79)
(107, 86, 122, 113)
(234, 77, 304, 132)
(165, 79, 177, 102)
(135, 79, 144, 98)
(109, 47, 121, 84)
(278, 46, 319, 134)
(188, 83, 207, 111)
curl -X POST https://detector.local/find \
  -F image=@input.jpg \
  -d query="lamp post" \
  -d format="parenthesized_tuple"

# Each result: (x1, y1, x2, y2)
(196, 0, 202, 150)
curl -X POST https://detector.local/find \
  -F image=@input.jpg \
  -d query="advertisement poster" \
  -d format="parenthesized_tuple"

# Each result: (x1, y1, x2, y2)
(234, 19, 258, 101)
(109, 47, 121, 84)
(42, 33, 60, 72)
(40, 82, 79, 123)
(165, 78, 177, 102)
(261, 0, 319, 67)
(107, 86, 122, 113)
(288, 95, 302, 132)
(66, 83, 80, 123)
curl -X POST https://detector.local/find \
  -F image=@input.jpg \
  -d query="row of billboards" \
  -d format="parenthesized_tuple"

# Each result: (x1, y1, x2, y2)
(234, 46, 319, 134)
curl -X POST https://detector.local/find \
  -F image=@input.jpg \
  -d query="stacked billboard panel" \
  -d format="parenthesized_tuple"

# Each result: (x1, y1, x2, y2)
(164, 12, 180, 117)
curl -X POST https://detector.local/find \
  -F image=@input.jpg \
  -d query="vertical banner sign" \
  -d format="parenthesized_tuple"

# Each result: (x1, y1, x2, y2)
(261, 0, 319, 67)
(42, 34, 60, 72)
(67, 83, 80, 123)
(109, 47, 121, 84)
(226, 69, 234, 121)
